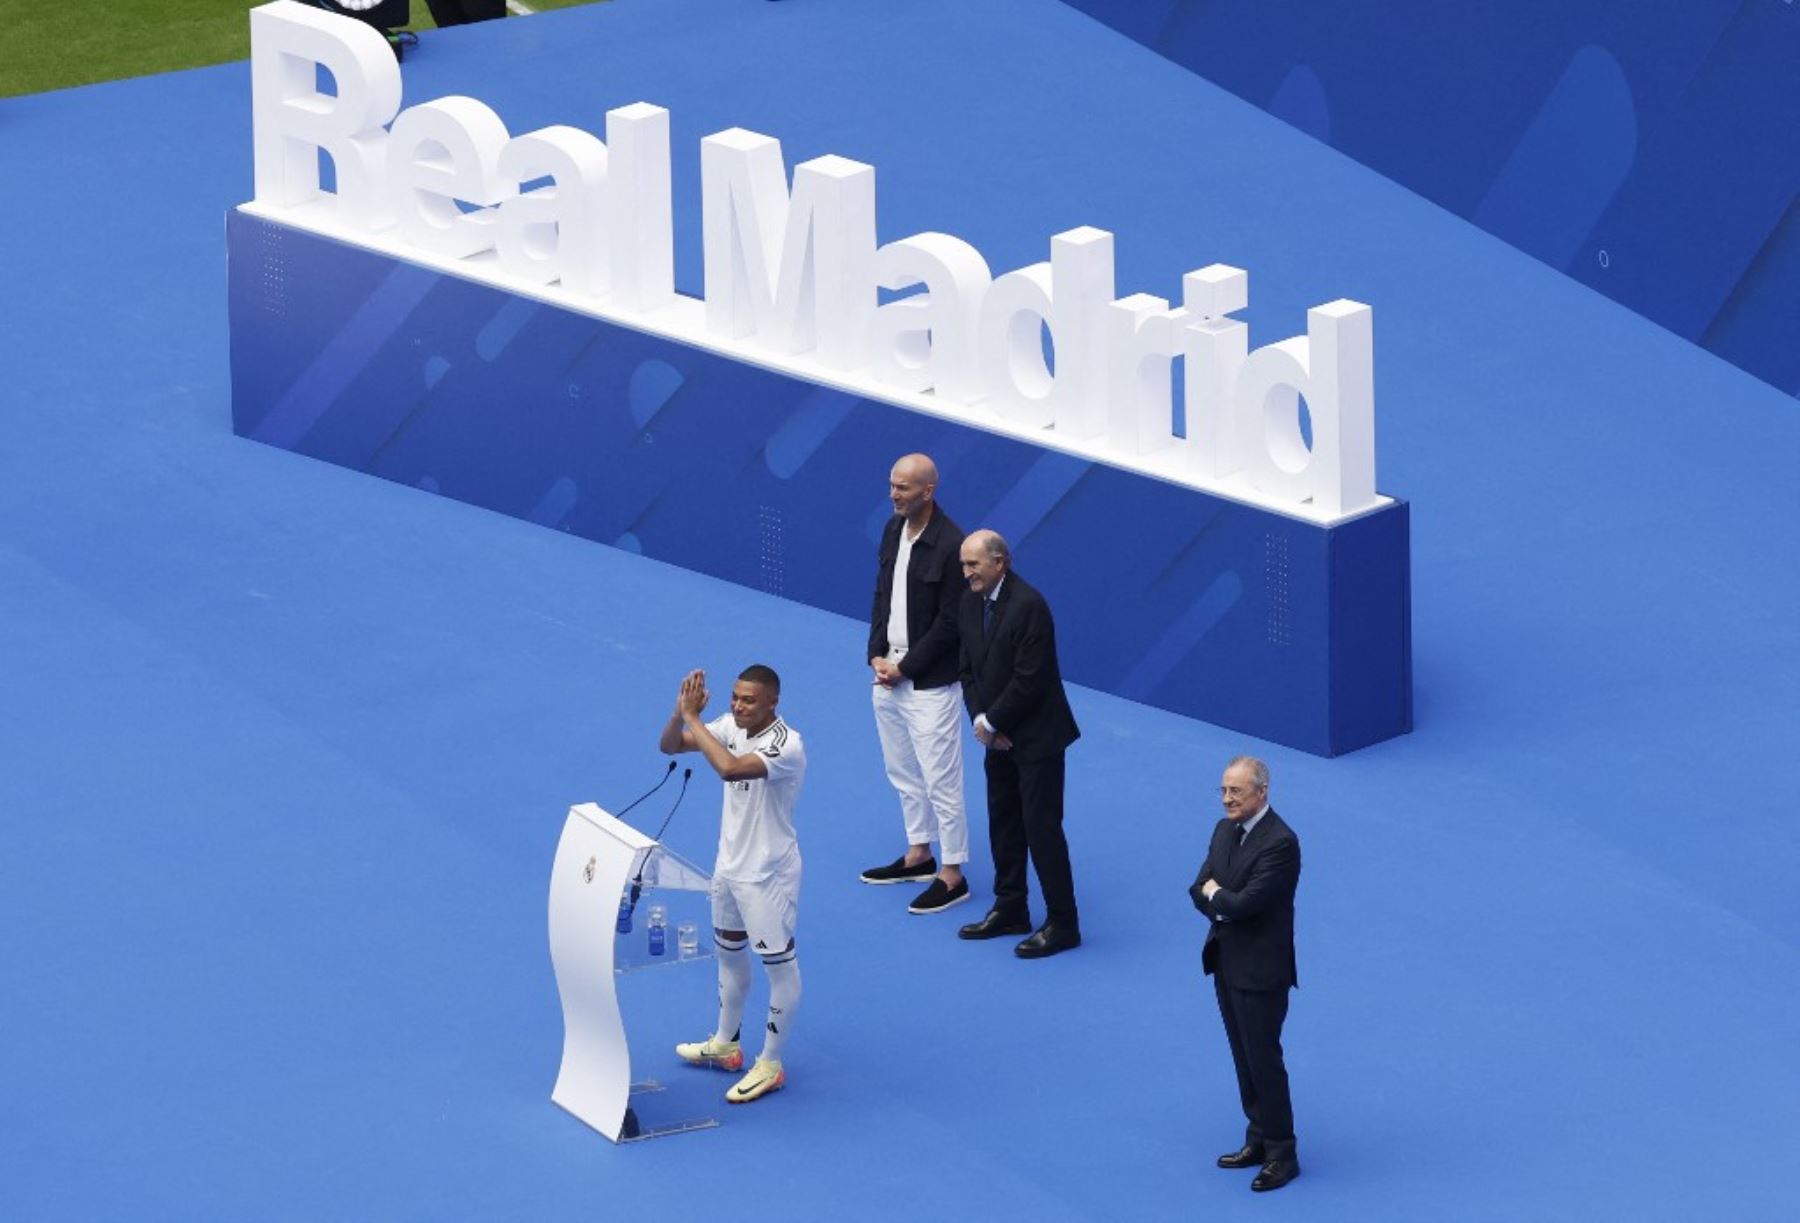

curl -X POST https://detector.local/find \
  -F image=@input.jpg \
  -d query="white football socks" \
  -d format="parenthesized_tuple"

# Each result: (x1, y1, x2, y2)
(715, 933, 750, 1043)
(759, 947, 801, 1061)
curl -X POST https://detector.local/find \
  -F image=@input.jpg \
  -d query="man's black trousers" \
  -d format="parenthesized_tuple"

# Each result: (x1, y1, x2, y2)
(984, 749, 1078, 928)
(1214, 976, 1296, 1162)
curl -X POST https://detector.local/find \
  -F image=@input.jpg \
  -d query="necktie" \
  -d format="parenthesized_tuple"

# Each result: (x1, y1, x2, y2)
(1238, 824, 1251, 846)
(982, 598, 995, 637)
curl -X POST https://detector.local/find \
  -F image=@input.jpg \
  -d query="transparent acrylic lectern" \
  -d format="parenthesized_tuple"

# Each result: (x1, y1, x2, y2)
(548, 802, 718, 1142)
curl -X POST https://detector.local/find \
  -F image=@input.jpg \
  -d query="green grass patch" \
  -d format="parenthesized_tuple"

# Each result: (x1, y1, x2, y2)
(1, 0, 601, 99)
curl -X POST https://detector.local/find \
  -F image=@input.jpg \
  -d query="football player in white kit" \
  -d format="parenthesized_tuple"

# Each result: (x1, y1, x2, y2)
(658, 665, 806, 1103)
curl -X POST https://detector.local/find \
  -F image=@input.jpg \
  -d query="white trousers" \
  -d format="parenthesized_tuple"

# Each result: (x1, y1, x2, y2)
(871, 678, 968, 865)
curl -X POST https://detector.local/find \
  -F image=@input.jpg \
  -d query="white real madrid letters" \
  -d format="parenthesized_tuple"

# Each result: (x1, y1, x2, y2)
(245, 0, 1381, 524)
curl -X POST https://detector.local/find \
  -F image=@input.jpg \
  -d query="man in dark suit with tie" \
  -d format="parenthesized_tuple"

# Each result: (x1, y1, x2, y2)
(1190, 755, 1302, 1192)
(952, 530, 1082, 958)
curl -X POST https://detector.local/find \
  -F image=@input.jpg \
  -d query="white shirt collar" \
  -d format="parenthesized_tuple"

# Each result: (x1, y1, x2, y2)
(1238, 804, 1270, 838)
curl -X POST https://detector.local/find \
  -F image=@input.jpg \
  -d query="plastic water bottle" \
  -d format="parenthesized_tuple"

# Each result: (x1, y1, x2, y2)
(648, 905, 667, 956)
(615, 892, 634, 934)
(677, 922, 700, 960)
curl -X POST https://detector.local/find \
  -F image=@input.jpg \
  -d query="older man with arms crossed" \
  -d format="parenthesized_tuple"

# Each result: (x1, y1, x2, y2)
(953, 529, 1082, 958)
(1190, 755, 1302, 1192)
(859, 453, 971, 915)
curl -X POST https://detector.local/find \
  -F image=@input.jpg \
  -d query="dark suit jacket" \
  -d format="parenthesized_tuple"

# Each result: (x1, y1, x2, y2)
(1189, 810, 1300, 992)
(956, 571, 1080, 761)
(866, 507, 966, 690)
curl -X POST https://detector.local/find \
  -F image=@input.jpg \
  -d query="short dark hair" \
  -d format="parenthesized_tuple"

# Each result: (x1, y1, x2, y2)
(738, 664, 781, 694)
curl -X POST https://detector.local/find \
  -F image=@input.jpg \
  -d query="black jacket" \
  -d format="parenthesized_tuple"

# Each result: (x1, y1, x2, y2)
(956, 570, 1080, 761)
(866, 507, 966, 690)
(1190, 809, 1301, 992)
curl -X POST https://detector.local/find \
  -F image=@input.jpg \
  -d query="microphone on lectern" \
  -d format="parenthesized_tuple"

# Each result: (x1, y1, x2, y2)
(627, 769, 694, 912)
(614, 759, 678, 820)
(651, 768, 694, 844)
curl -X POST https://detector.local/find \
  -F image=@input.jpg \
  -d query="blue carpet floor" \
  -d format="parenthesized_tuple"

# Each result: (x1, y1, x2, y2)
(2, 2, 1797, 1219)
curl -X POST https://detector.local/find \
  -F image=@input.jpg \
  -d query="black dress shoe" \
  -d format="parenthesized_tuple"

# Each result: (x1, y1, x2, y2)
(958, 909, 1032, 940)
(1014, 922, 1080, 958)
(1216, 1143, 1265, 1169)
(1250, 1158, 1300, 1192)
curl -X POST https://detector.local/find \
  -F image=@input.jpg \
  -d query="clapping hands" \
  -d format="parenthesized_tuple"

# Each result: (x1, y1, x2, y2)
(676, 669, 710, 719)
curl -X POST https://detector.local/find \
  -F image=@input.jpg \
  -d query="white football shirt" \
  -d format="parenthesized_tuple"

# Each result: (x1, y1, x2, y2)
(704, 713, 806, 882)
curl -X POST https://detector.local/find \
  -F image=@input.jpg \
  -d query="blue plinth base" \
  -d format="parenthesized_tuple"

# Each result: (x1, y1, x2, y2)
(226, 210, 1411, 756)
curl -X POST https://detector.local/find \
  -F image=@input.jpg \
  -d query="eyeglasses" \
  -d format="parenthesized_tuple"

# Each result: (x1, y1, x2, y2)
(1219, 784, 1265, 799)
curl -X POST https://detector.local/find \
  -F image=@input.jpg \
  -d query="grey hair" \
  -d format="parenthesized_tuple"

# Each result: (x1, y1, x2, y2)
(977, 531, 1010, 562)
(1226, 755, 1269, 790)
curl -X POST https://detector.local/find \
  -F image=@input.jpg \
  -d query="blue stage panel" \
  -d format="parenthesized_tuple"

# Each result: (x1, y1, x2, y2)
(1060, 0, 1800, 395)
(227, 210, 1411, 756)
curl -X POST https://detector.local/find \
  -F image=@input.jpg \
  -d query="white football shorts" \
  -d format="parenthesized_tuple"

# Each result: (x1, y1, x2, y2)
(710, 857, 801, 955)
